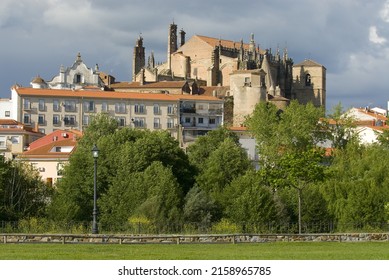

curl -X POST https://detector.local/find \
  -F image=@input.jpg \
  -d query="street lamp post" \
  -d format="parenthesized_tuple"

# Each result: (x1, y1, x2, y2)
(91, 144, 99, 234)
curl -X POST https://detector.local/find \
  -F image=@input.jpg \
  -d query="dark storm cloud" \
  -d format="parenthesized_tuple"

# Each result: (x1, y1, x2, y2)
(1, 0, 389, 111)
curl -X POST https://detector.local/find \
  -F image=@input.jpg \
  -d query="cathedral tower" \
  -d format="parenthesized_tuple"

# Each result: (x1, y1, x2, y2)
(292, 59, 326, 109)
(167, 22, 178, 72)
(132, 36, 145, 81)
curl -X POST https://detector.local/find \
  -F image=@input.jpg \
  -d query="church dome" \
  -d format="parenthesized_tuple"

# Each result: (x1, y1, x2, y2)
(31, 75, 46, 84)
(31, 75, 47, 88)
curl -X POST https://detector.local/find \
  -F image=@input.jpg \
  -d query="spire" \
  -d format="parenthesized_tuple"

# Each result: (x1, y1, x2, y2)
(148, 51, 155, 69)
(76, 52, 82, 63)
(283, 47, 288, 61)
(275, 45, 280, 61)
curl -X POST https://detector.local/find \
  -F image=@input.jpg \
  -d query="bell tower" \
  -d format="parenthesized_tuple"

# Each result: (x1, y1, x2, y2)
(132, 35, 145, 81)
(167, 22, 178, 72)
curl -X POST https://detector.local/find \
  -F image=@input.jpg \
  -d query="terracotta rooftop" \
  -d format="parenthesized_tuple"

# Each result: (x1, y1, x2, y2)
(19, 138, 77, 159)
(14, 87, 221, 102)
(111, 80, 188, 89)
(0, 119, 22, 126)
(195, 35, 265, 54)
(355, 108, 387, 121)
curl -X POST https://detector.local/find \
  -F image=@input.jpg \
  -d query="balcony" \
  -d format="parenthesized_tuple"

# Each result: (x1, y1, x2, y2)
(181, 108, 196, 114)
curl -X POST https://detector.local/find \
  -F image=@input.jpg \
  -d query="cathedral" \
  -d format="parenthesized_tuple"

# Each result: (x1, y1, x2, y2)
(132, 22, 326, 126)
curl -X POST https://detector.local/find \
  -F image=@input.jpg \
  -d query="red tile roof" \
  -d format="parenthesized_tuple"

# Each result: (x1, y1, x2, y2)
(20, 138, 76, 158)
(19, 129, 81, 159)
(195, 35, 265, 54)
(111, 80, 188, 89)
(14, 87, 221, 102)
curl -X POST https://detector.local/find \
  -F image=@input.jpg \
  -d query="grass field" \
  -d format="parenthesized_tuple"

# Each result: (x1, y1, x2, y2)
(1, 242, 389, 260)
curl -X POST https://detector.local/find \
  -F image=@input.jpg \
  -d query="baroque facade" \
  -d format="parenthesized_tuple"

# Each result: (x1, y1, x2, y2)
(30, 53, 104, 90)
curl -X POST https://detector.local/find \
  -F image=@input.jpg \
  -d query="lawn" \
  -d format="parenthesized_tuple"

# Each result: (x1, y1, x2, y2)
(1, 242, 389, 260)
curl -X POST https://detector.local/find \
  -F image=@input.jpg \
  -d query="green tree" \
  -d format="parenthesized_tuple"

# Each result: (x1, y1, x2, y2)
(187, 126, 239, 171)
(49, 115, 195, 227)
(320, 144, 389, 230)
(325, 103, 359, 149)
(196, 137, 252, 197)
(376, 128, 389, 148)
(273, 149, 326, 233)
(194, 137, 252, 220)
(224, 171, 286, 232)
(100, 162, 183, 231)
(183, 186, 218, 225)
(246, 100, 327, 233)
(0, 159, 50, 221)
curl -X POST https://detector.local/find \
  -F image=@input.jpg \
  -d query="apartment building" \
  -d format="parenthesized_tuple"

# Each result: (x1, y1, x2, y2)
(11, 86, 223, 147)
(0, 119, 44, 160)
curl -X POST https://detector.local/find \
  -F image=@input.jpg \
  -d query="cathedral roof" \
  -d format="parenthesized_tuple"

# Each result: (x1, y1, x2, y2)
(195, 35, 264, 53)
(294, 59, 325, 68)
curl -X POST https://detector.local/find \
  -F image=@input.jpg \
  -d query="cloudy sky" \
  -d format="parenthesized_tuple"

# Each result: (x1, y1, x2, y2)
(1, 0, 389, 112)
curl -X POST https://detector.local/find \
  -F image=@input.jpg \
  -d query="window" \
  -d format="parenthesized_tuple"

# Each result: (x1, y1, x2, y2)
(198, 117, 204, 124)
(83, 101, 94, 112)
(39, 99, 45, 111)
(167, 104, 175, 115)
(75, 74, 82, 84)
(209, 118, 216, 125)
(133, 117, 145, 128)
(115, 102, 126, 113)
(64, 115, 76, 126)
(153, 104, 160, 115)
(154, 118, 160, 129)
(5, 111, 10, 117)
(53, 100, 60, 112)
(83, 115, 90, 126)
(167, 118, 174, 129)
(116, 117, 126, 127)
(23, 99, 31, 110)
(10, 136, 19, 144)
(244, 77, 251, 87)
(185, 117, 191, 123)
(55, 147, 62, 152)
(134, 103, 145, 114)
(38, 114, 45, 125)
(53, 114, 60, 125)
(305, 74, 311, 86)
(102, 102, 108, 112)
(64, 100, 76, 112)
(23, 114, 30, 124)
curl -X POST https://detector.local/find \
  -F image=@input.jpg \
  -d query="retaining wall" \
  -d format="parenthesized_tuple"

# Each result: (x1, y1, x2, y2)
(1, 233, 389, 244)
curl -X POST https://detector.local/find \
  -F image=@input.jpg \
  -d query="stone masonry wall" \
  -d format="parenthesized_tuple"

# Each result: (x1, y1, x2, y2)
(1, 233, 388, 244)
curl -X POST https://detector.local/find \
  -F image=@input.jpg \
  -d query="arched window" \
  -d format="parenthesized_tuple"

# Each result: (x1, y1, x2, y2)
(305, 74, 311, 86)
